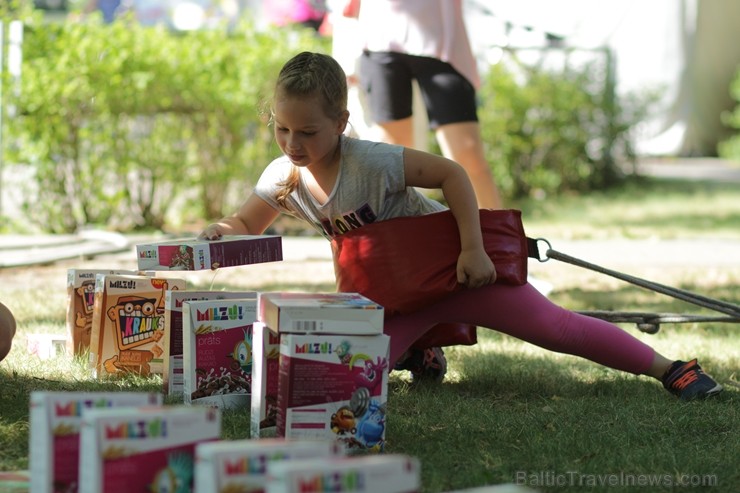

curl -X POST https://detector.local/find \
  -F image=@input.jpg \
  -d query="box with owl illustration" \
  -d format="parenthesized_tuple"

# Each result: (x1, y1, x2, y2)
(163, 290, 257, 397)
(182, 298, 258, 409)
(89, 274, 187, 378)
(78, 405, 221, 493)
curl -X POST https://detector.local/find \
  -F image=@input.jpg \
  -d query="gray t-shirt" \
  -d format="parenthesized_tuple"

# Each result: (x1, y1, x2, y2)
(254, 137, 445, 239)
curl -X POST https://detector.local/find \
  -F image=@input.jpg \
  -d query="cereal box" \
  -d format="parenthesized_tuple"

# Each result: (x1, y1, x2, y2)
(29, 391, 161, 493)
(276, 333, 390, 452)
(182, 298, 258, 409)
(250, 322, 281, 438)
(194, 438, 345, 493)
(78, 405, 221, 493)
(265, 454, 421, 493)
(136, 235, 283, 271)
(258, 292, 384, 335)
(66, 269, 143, 355)
(163, 290, 257, 396)
(89, 274, 187, 377)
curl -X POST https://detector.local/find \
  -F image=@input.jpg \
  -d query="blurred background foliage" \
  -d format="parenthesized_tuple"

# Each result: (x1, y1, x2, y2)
(0, 2, 737, 234)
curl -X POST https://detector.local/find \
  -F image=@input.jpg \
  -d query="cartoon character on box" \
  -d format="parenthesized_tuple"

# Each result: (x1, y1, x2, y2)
(148, 452, 193, 493)
(74, 280, 96, 342)
(328, 341, 388, 451)
(330, 406, 356, 435)
(355, 400, 386, 450)
(227, 328, 252, 376)
(102, 281, 168, 374)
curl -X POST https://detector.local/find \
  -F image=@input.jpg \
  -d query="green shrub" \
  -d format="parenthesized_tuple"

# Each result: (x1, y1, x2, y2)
(718, 66, 740, 160)
(5, 13, 328, 233)
(477, 49, 656, 200)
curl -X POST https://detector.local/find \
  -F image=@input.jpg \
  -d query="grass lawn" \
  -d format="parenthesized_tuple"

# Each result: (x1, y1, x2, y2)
(1, 176, 738, 492)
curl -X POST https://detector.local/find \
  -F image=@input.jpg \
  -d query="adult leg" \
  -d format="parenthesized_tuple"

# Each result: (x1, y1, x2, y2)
(373, 116, 415, 148)
(435, 122, 502, 209)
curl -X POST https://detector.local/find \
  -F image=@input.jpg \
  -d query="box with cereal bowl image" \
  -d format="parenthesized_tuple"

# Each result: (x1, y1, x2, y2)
(276, 332, 390, 453)
(163, 290, 257, 396)
(194, 438, 345, 493)
(29, 391, 162, 493)
(78, 405, 221, 493)
(183, 298, 258, 409)
(89, 274, 187, 377)
(136, 234, 283, 271)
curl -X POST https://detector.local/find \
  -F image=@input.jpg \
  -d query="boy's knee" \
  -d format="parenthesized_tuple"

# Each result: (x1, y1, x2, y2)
(0, 302, 17, 362)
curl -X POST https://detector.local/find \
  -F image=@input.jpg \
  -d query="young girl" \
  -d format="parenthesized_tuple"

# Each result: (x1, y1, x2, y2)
(200, 51, 722, 401)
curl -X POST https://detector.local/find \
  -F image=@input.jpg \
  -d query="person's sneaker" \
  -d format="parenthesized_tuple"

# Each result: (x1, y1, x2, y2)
(662, 359, 723, 401)
(394, 347, 447, 383)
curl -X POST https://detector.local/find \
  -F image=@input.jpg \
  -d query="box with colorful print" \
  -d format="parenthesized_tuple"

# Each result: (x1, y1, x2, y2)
(29, 391, 162, 493)
(78, 405, 221, 493)
(194, 438, 345, 493)
(163, 290, 257, 396)
(277, 333, 390, 452)
(66, 269, 144, 355)
(136, 235, 283, 271)
(250, 322, 281, 438)
(183, 298, 258, 409)
(89, 274, 187, 377)
(265, 454, 421, 493)
(258, 292, 384, 335)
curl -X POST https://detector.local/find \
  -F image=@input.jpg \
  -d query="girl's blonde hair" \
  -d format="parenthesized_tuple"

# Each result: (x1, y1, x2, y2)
(273, 52, 348, 208)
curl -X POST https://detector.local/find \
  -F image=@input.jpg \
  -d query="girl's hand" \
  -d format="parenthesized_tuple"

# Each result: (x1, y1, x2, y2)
(198, 224, 225, 241)
(457, 247, 497, 288)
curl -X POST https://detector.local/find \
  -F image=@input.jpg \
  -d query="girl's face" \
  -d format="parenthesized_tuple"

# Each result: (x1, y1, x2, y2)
(273, 93, 347, 169)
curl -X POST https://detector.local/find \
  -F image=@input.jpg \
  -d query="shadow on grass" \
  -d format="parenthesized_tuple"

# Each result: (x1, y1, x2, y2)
(207, 281, 338, 293)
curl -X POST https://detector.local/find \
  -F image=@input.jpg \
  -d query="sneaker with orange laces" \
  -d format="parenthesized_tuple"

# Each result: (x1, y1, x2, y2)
(394, 347, 447, 383)
(661, 359, 723, 401)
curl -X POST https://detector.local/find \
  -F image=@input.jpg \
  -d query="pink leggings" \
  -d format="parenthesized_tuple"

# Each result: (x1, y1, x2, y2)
(384, 283, 656, 375)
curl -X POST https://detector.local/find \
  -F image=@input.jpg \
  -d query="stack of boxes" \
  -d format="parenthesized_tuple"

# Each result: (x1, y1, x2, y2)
(27, 235, 439, 492)
(28, 391, 163, 493)
(252, 292, 390, 453)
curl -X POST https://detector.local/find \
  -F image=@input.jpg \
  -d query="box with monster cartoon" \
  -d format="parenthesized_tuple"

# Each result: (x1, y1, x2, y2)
(89, 274, 187, 377)
(275, 332, 390, 453)
(66, 269, 144, 356)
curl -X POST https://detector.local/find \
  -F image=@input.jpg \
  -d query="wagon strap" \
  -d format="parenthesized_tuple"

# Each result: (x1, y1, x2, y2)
(527, 237, 740, 319)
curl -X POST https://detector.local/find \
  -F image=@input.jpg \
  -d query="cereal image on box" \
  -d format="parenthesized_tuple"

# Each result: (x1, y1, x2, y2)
(277, 333, 390, 452)
(90, 274, 187, 377)
(136, 235, 283, 271)
(183, 298, 258, 409)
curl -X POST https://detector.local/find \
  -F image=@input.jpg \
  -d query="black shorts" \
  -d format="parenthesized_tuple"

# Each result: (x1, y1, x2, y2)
(359, 50, 479, 129)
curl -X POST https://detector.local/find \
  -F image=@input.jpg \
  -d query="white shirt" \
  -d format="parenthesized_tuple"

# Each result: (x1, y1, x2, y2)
(254, 137, 445, 239)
